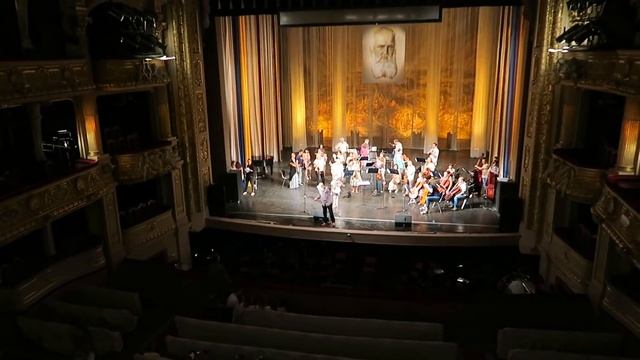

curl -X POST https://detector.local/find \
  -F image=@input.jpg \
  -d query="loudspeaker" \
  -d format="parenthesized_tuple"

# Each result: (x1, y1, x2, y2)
(496, 181, 521, 232)
(394, 214, 412, 229)
(223, 171, 242, 203)
(207, 183, 225, 217)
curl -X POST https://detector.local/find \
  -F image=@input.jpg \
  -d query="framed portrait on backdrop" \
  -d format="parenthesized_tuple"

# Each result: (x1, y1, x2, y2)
(362, 25, 406, 84)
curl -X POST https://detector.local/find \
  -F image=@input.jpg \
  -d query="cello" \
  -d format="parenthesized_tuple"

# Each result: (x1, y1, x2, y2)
(487, 158, 499, 201)
(445, 178, 464, 201)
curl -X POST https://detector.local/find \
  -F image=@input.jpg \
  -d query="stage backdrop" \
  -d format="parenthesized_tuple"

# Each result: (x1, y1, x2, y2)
(282, 8, 479, 152)
(215, 7, 528, 179)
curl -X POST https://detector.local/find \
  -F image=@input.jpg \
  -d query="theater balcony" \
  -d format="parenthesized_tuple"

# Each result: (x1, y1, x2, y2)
(112, 140, 180, 184)
(592, 176, 640, 262)
(542, 227, 595, 294)
(0, 60, 94, 105)
(93, 58, 169, 92)
(603, 270, 640, 338)
(546, 148, 609, 204)
(555, 50, 640, 96)
(0, 160, 114, 246)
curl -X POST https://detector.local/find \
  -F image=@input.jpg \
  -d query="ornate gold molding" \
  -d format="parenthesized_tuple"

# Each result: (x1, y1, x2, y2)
(0, 246, 106, 311)
(555, 51, 640, 96)
(122, 210, 176, 259)
(592, 182, 640, 263)
(93, 59, 169, 91)
(0, 60, 94, 104)
(544, 230, 593, 293)
(112, 140, 180, 184)
(544, 150, 606, 204)
(0, 161, 115, 247)
(603, 283, 640, 338)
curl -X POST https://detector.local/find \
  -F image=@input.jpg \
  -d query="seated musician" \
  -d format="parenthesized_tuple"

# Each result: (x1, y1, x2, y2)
(408, 172, 426, 204)
(420, 178, 441, 214)
(388, 166, 402, 194)
(404, 155, 416, 189)
(372, 151, 386, 195)
(451, 176, 468, 211)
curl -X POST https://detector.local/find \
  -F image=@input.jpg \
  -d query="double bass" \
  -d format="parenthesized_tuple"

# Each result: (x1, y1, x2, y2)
(487, 160, 499, 201)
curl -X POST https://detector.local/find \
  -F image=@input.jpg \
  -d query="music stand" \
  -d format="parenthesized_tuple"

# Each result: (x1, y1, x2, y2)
(415, 157, 426, 163)
(389, 168, 407, 213)
(360, 156, 369, 161)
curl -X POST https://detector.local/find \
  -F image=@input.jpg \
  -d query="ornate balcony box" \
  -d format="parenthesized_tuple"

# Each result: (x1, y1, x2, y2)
(0, 160, 115, 247)
(592, 176, 640, 262)
(545, 228, 594, 293)
(112, 140, 180, 184)
(93, 58, 169, 91)
(0, 246, 106, 312)
(602, 282, 640, 338)
(0, 60, 94, 105)
(122, 210, 176, 260)
(545, 149, 608, 204)
(556, 50, 640, 96)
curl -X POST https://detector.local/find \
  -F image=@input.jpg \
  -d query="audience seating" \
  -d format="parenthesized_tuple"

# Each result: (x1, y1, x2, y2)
(497, 328, 625, 359)
(35, 300, 138, 332)
(18, 317, 123, 356)
(232, 306, 443, 340)
(175, 316, 457, 360)
(507, 350, 640, 360)
(166, 336, 363, 360)
(61, 286, 143, 316)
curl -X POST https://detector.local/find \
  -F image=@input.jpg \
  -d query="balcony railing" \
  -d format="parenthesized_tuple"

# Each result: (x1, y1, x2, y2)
(0, 160, 115, 247)
(0, 246, 106, 311)
(555, 50, 640, 96)
(603, 282, 640, 338)
(546, 149, 608, 204)
(0, 60, 94, 104)
(112, 141, 180, 184)
(93, 59, 169, 91)
(592, 176, 640, 263)
(122, 210, 176, 260)
(545, 228, 594, 293)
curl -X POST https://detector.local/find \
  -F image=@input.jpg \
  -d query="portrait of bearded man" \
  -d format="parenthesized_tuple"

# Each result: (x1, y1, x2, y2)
(363, 25, 405, 83)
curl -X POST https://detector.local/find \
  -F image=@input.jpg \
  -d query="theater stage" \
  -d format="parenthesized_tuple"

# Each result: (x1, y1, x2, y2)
(207, 152, 519, 247)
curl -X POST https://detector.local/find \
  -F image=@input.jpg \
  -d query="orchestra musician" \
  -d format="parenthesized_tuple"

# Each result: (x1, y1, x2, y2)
(392, 139, 404, 171)
(473, 154, 486, 195)
(487, 156, 499, 201)
(475, 157, 489, 195)
(436, 164, 455, 194)
(314, 147, 327, 183)
(302, 149, 312, 181)
(420, 178, 441, 214)
(335, 137, 349, 155)
(426, 142, 440, 167)
(388, 166, 402, 194)
(446, 176, 468, 211)
(372, 151, 386, 196)
(408, 172, 426, 205)
(360, 138, 370, 158)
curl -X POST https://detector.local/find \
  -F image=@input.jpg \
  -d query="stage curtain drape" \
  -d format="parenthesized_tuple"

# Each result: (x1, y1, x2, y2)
(286, 27, 307, 152)
(470, 7, 500, 159)
(283, 8, 480, 151)
(490, 6, 530, 179)
(215, 15, 282, 164)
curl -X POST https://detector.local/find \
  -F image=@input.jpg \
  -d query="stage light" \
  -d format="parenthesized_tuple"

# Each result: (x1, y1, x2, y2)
(556, 23, 582, 43)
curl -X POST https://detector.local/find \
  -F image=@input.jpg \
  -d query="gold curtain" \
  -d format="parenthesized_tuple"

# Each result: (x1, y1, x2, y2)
(215, 15, 282, 162)
(470, 7, 500, 158)
(284, 8, 480, 150)
(286, 27, 307, 151)
(215, 17, 240, 165)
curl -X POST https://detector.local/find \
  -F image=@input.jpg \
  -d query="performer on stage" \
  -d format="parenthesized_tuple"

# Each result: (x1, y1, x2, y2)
(388, 166, 401, 194)
(360, 138, 370, 158)
(373, 151, 386, 195)
(302, 149, 312, 181)
(335, 137, 349, 155)
(242, 158, 256, 196)
(475, 157, 489, 195)
(350, 158, 362, 194)
(331, 177, 344, 215)
(451, 176, 468, 211)
(420, 179, 441, 215)
(404, 156, 416, 195)
(314, 182, 335, 226)
(426, 142, 440, 167)
(314, 147, 327, 183)
(288, 152, 300, 189)
(392, 139, 404, 171)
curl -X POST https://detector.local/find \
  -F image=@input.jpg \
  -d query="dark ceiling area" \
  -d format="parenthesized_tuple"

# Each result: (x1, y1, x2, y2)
(209, 0, 527, 16)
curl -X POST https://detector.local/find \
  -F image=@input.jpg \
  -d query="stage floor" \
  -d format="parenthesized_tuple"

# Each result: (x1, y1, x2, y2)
(208, 150, 518, 246)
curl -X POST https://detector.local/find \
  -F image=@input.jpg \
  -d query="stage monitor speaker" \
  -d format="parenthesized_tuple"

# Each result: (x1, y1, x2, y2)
(223, 171, 242, 203)
(207, 183, 225, 217)
(496, 180, 521, 232)
(395, 214, 412, 229)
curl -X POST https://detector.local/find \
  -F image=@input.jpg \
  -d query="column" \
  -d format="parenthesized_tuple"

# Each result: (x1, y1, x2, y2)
(616, 97, 640, 174)
(423, 23, 442, 152)
(557, 87, 581, 148)
(76, 95, 103, 160)
(26, 103, 46, 163)
(153, 85, 173, 140)
(470, 7, 500, 158)
(171, 163, 192, 271)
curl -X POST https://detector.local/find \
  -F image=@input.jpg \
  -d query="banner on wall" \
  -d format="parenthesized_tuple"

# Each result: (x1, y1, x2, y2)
(363, 25, 406, 84)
